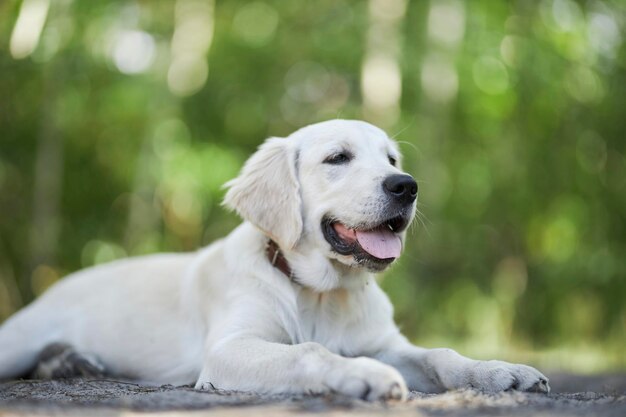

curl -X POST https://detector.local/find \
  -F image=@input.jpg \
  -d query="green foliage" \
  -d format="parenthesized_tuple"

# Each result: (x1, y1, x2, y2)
(0, 0, 624, 371)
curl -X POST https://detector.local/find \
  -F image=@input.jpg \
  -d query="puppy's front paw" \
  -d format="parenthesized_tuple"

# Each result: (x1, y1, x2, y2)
(464, 361, 550, 394)
(325, 357, 408, 401)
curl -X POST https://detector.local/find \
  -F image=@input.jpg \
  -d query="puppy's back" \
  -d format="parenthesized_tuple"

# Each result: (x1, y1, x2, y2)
(0, 252, 195, 380)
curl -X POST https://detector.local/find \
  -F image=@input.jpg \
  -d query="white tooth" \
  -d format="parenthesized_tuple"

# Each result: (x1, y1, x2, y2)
(388, 224, 393, 231)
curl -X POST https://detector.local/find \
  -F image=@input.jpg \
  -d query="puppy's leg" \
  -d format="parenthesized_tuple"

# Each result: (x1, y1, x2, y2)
(32, 343, 106, 379)
(0, 308, 53, 380)
(374, 337, 549, 394)
(198, 338, 407, 401)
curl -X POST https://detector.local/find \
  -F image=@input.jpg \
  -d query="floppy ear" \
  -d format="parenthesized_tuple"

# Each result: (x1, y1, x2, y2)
(223, 137, 303, 250)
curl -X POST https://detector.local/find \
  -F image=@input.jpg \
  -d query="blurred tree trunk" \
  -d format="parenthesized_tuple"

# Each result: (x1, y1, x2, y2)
(28, 61, 64, 300)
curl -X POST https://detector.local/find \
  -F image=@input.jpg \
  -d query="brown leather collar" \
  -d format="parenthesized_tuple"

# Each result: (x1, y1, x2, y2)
(265, 239, 294, 281)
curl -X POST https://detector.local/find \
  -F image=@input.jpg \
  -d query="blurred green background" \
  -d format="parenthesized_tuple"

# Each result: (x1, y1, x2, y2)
(1, 0, 624, 373)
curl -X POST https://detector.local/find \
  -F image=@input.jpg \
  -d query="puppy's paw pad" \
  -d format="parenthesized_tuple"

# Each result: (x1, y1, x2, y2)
(526, 377, 550, 394)
(505, 364, 550, 394)
(33, 343, 106, 379)
(386, 382, 406, 400)
(468, 361, 549, 394)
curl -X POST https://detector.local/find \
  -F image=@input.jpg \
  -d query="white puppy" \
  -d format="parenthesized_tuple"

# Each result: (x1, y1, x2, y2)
(0, 120, 549, 400)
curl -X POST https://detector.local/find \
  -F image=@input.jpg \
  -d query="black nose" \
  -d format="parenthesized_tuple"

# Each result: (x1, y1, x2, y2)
(383, 174, 418, 204)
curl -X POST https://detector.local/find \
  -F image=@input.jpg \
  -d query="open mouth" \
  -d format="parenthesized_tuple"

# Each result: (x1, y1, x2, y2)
(322, 215, 409, 270)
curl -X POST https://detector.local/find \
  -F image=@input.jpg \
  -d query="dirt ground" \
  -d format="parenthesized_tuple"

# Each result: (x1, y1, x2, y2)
(0, 373, 625, 417)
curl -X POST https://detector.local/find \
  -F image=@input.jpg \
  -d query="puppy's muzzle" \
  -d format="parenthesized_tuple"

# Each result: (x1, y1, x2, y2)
(383, 174, 418, 206)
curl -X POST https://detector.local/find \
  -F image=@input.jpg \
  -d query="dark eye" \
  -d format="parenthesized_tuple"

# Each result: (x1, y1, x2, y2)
(388, 156, 397, 166)
(324, 152, 352, 165)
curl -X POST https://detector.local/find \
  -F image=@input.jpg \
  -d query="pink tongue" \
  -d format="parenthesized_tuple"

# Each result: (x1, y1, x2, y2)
(355, 228, 402, 260)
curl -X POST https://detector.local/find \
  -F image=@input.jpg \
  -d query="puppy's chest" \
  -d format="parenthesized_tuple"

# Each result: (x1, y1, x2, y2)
(295, 290, 362, 355)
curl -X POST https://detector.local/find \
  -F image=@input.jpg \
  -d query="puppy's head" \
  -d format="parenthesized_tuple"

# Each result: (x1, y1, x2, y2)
(224, 120, 417, 276)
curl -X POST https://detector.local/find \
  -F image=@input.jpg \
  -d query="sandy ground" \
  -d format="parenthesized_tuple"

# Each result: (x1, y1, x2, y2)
(0, 373, 625, 417)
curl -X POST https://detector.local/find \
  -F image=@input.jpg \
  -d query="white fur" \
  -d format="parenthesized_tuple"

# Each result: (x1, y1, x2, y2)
(0, 120, 548, 400)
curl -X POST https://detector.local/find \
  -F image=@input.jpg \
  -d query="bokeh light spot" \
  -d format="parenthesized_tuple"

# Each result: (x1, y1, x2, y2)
(588, 13, 621, 60)
(232, 2, 279, 47)
(421, 54, 458, 103)
(9, 0, 50, 59)
(493, 257, 528, 301)
(427, 0, 465, 47)
(361, 55, 402, 109)
(112, 30, 156, 74)
(500, 35, 523, 67)
(551, 0, 583, 32)
(168, 0, 214, 97)
(168, 55, 209, 97)
(81, 240, 127, 267)
(541, 216, 578, 263)
(564, 66, 604, 104)
(540, 0, 583, 33)
(30, 265, 58, 297)
(473, 57, 509, 95)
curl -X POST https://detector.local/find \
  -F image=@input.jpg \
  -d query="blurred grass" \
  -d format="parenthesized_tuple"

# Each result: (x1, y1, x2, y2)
(0, 0, 624, 372)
